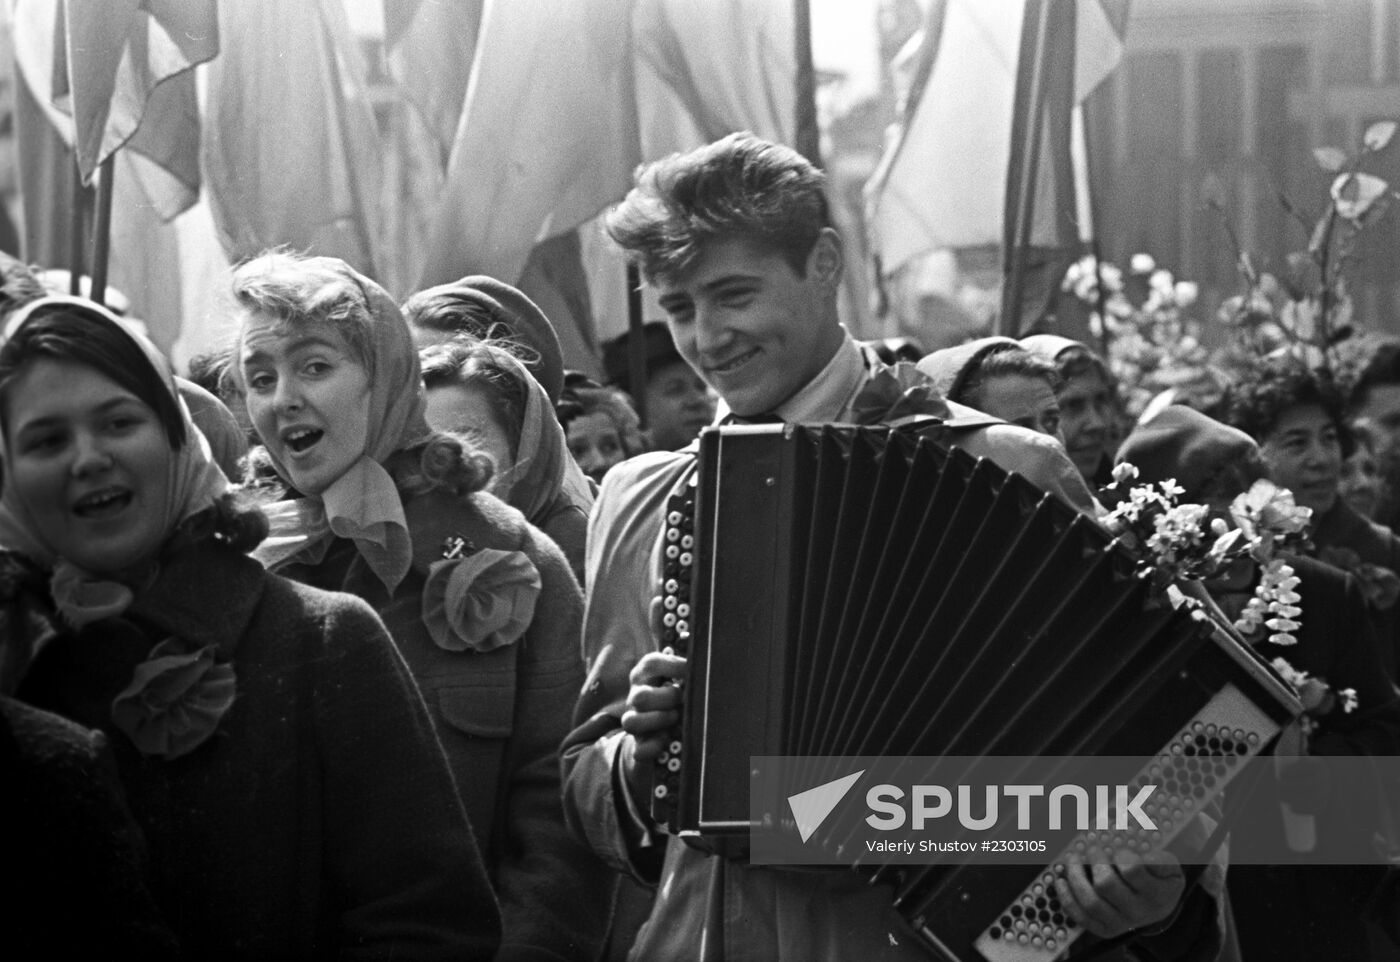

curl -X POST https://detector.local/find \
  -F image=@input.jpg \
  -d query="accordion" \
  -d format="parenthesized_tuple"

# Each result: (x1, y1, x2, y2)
(650, 423, 1299, 962)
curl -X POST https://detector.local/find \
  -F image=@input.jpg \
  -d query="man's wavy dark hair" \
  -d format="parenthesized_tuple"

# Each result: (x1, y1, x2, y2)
(604, 133, 831, 283)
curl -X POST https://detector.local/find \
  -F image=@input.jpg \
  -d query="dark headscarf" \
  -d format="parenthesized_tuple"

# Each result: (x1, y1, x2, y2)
(175, 378, 246, 482)
(404, 277, 565, 405)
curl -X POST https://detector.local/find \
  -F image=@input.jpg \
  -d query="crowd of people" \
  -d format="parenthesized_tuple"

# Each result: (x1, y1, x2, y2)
(0, 131, 1397, 961)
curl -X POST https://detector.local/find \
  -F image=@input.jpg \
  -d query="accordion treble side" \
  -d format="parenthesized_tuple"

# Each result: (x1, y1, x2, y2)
(649, 423, 1299, 962)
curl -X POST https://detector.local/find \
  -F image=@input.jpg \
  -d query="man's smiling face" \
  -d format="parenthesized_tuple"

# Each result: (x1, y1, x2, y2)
(656, 234, 841, 418)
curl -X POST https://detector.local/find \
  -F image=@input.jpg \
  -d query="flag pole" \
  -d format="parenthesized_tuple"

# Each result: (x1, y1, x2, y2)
(999, 0, 1054, 336)
(68, 155, 85, 294)
(1078, 104, 1113, 358)
(89, 156, 116, 307)
(794, 0, 820, 166)
(626, 262, 648, 427)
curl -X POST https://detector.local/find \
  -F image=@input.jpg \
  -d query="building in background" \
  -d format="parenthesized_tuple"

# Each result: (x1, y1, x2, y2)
(1089, 0, 1400, 336)
(833, 0, 1400, 348)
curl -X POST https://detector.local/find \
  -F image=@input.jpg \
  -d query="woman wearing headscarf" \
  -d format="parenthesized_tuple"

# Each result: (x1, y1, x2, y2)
(175, 375, 247, 480)
(1021, 334, 1122, 486)
(405, 276, 566, 405)
(231, 252, 610, 962)
(420, 339, 592, 583)
(916, 336, 1065, 442)
(0, 295, 499, 959)
(1116, 405, 1400, 961)
(1223, 355, 1400, 680)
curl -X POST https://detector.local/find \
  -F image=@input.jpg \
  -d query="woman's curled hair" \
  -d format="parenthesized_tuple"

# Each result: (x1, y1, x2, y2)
(389, 434, 494, 501)
(1223, 355, 1353, 456)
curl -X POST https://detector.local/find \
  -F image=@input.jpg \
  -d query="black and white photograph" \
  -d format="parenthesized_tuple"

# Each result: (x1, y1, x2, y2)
(0, 1, 1398, 959)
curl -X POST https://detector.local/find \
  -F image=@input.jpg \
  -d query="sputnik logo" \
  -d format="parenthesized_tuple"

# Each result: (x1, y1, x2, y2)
(787, 769, 864, 843)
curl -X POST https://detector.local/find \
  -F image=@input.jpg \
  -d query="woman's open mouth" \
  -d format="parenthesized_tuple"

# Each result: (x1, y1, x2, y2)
(72, 487, 132, 520)
(282, 427, 324, 456)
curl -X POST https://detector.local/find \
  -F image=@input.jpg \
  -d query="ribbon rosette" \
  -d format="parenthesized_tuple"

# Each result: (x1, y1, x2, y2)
(422, 548, 541, 653)
(850, 363, 951, 426)
(110, 639, 237, 760)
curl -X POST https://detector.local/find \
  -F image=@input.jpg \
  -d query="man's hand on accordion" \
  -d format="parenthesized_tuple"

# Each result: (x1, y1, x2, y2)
(1053, 845, 1186, 940)
(620, 651, 688, 812)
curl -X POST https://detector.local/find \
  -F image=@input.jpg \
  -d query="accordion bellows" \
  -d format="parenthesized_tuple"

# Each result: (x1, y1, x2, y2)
(651, 424, 1299, 962)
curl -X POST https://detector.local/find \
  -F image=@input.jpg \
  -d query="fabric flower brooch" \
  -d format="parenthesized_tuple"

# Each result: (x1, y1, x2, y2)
(111, 638, 237, 760)
(421, 536, 541, 653)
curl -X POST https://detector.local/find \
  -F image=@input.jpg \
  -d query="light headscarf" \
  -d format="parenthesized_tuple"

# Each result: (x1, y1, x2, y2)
(493, 350, 593, 527)
(0, 295, 229, 627)
(248, 258, 430, 591)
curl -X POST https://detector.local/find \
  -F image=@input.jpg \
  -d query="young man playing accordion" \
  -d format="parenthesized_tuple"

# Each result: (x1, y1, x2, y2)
(561, 134, 1223, 961)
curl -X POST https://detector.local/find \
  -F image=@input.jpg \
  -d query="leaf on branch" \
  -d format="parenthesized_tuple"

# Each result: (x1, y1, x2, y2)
(1364, 120, 1398, 152)
(1313, 146, 1347, 172)
(1331, 171, 1390, 221)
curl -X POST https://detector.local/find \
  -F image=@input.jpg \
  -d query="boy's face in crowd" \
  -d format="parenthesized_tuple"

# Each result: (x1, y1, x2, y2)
(643, 360, 715, 450)
(1259, 402, 1342, 515)
(657, 234, 840, 418)
(1355, 383, 1400, 453)
(1057, 367, 1114, 478)
(567, 412, 626, 484)
(1339, 436, 1382, 520)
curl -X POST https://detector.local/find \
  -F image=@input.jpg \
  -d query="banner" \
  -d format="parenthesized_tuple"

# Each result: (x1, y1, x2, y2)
(203, 0, 383, 279)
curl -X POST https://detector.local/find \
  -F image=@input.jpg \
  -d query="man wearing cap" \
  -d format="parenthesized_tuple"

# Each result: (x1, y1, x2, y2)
(602, 322, 716, 451)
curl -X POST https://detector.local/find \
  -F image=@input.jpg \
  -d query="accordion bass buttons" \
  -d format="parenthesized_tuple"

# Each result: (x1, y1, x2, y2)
(651, 483, 699, 831)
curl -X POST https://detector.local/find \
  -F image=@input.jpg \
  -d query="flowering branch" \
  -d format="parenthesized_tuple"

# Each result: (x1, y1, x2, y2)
(1104, 467, 1357, 719)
